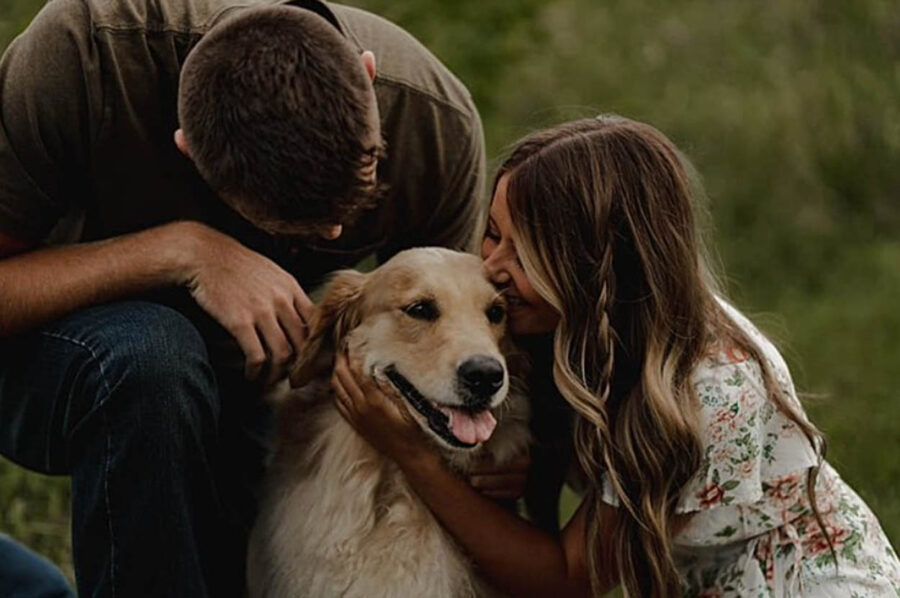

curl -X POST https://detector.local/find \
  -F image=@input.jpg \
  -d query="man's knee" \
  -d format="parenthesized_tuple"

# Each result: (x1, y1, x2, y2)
(52, 301, 221, 437)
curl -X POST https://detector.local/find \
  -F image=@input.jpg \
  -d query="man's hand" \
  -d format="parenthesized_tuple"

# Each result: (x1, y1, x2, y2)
(468, 451, 531, 502)
(179, 222, 312, 385)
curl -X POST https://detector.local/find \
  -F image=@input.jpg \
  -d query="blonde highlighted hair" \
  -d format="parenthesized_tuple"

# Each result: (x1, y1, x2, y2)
(497, 116, 827, 596)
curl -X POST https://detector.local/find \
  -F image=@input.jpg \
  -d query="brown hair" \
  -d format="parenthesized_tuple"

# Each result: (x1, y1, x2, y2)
(178, 6, 384, 228)
(496, 116, 827, 596)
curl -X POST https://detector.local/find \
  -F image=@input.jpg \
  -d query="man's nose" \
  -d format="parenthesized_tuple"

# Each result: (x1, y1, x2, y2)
(316, 224, 343, 240)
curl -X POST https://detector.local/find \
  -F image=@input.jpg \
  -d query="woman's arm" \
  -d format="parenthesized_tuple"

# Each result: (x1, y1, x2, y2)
(331, 352, 619, 597)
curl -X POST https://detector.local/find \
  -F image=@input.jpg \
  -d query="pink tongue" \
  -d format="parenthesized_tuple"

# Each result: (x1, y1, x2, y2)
(438, 407, 497, 445)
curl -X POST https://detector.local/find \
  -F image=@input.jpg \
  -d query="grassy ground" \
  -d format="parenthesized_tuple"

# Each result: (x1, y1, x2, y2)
(2, 0, 898, 585)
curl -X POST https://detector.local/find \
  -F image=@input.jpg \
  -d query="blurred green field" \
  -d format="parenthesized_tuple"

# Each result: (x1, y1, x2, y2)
(2, 0, 899, 586)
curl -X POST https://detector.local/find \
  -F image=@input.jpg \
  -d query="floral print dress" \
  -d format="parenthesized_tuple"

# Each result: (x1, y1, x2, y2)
(601, 301, 900, 596)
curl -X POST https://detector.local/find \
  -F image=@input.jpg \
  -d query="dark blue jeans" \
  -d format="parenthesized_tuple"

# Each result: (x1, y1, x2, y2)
(0, 301, 271, 597)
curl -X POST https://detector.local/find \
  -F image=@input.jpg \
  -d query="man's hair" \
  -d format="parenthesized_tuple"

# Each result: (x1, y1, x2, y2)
(178, 6, 381, 228)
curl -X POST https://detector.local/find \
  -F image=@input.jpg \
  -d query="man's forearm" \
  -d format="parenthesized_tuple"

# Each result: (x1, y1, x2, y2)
(0, 221, 200, 337)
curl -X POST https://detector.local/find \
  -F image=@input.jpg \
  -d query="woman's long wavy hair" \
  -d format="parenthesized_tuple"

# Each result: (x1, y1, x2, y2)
(497, 116, 827, 597)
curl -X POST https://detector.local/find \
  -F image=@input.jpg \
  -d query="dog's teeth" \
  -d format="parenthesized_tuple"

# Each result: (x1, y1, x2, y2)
(437, 405, 454, 427)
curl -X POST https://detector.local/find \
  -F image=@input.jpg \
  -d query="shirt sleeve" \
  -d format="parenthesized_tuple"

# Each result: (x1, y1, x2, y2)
(0, 0, 98, 242)
(420, 106, 486, 254)
(375, 97, 487, 261)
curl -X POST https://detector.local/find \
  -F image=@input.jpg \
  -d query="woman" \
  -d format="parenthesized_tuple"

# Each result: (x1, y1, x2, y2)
(332, 116, 900, 596)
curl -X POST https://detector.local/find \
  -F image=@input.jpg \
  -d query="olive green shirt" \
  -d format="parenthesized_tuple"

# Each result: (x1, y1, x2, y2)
(0, 0, 486, 288)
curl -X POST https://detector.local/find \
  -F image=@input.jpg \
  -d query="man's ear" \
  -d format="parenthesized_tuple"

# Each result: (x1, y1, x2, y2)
(289, 269, 367, 387)
(174, 129, 191, 159)
(360, 50, 376, 82)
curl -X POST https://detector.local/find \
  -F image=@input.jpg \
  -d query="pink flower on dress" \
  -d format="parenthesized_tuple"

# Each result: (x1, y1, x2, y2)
(709, 407, 738, 444)
(714, 408, 737, 424)
(802, 522, 849, 556)
(709, 424, 726, 444)
(713, 444, 736, 464)
(754, 538, 776, 582)
(698, 483, 726, 508)
(713, 406, 740, 432)
(698, 588, 725, 598)
(724, 345, 749, 364)
(766, 474, 801, 503)
(739, 459, 757, 478)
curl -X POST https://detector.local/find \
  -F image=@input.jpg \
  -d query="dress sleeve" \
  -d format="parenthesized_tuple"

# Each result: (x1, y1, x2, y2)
(0, 0, 98, 242)
(600, 309, 821, 545)
(679, 350, 817, 501)
(675, 310, 823, 545)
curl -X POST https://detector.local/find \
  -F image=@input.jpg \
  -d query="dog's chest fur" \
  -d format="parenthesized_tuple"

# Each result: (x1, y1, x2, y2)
(247, 378, 529, 598)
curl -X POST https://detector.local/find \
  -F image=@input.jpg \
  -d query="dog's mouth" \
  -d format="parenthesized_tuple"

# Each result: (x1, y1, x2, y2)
(383, 366, 497, 450)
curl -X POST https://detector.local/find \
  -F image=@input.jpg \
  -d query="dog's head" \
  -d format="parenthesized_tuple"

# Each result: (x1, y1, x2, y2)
(291, 248, 517, 452)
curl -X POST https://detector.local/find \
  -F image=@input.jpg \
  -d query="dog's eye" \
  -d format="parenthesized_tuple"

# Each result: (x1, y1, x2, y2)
(403, 300, 439, 322)
(486, 303, 506, 324)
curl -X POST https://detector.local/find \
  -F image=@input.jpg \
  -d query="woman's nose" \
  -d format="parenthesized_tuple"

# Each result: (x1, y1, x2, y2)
(482, 251, 511, 285)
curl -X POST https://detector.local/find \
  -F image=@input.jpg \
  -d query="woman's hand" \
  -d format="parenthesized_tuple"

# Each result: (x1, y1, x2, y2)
(469, 451, 531, 501)
(331, 351, 432, 467)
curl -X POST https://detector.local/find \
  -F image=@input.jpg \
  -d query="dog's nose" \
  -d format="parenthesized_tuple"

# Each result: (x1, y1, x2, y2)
(458, 356, 505, 399)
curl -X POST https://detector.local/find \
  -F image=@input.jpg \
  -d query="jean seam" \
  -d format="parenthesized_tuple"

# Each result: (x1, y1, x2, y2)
(101, 405, 117, 598)
(38, 331, 116, 408)
(38, 330, 117, 597)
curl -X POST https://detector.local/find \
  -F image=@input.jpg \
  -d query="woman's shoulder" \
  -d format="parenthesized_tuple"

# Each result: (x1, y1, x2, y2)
(676, 298, 819, 513)
(693, 297, 800, 414)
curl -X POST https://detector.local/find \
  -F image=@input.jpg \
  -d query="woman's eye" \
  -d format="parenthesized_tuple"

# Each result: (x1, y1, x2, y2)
(403, 300, 439, 322)
(486, 303, 506, 324)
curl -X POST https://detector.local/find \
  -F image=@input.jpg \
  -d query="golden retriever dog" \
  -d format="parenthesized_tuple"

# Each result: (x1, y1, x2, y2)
(247, 247, 531, 598)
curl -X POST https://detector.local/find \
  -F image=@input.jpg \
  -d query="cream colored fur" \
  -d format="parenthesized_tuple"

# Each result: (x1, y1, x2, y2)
(247, 248, 531, 598)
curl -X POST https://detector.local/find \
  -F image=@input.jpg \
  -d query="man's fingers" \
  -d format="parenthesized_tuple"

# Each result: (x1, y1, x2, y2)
(257, 316, 294, 384)
(294, 289, 315, 324)
(233, 324, 267, 380)
(277, 306, 308, 365)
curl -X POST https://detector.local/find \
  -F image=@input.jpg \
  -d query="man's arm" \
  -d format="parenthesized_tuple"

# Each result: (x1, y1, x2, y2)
(0, 224, 191, 337)
(0, 222, 314, 383)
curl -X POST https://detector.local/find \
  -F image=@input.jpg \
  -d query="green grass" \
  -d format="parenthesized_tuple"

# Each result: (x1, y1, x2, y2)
(2, 0, 899, 584)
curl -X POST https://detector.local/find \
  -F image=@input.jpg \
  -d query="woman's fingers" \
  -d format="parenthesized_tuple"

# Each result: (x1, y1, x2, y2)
(467, 450, 531, 501)
(333, 383, 354, 424)
(333, 352, 367, 408)
(469, 450, 531, 476)
(469, 473, 528, 501)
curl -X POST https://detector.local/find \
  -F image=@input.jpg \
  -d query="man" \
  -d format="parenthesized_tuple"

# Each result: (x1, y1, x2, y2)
(0, 0, 485, 595)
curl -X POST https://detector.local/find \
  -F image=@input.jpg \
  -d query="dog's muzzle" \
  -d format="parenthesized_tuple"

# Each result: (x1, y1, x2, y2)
(384, 364, 502, 450)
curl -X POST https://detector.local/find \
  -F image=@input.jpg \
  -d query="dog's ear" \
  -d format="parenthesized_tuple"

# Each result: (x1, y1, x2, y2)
(289, 269, 367, 388)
